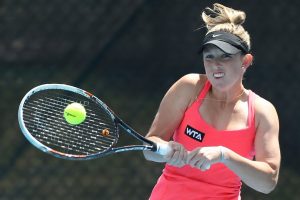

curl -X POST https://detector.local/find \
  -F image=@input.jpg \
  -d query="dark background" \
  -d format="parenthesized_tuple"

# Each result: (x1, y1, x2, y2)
(0, 0, 299, 199)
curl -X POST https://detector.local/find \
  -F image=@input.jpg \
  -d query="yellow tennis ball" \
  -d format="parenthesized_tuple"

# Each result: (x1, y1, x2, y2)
(63, 102, 86, 125)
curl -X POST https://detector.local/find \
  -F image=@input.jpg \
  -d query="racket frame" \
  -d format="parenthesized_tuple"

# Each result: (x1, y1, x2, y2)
(18, 84, 162, 160)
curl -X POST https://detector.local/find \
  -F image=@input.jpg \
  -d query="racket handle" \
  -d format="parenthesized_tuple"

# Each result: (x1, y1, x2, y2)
(156, 143, 172, 156)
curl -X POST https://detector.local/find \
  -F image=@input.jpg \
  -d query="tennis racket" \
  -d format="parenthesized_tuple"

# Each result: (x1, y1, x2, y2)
(18, 84, 171, 160)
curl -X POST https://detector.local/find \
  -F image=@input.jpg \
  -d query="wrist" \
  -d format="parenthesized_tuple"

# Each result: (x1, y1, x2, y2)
(219, 146, 228, 163)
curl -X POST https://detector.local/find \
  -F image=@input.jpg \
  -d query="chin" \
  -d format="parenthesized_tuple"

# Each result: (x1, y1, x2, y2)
(209, 78, 228, 91)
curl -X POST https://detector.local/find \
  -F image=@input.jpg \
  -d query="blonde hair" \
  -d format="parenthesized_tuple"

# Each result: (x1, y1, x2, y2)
(202, 3, 251, 50)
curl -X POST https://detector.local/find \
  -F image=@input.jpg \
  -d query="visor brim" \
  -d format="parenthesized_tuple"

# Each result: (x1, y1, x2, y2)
(203, 40, 241, 54)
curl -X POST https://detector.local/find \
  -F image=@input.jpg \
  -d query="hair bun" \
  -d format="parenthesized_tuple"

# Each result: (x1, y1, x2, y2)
(202, 3, 246, 28)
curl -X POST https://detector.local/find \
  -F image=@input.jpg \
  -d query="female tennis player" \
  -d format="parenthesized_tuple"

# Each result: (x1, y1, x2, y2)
(143, 3, 281, 200)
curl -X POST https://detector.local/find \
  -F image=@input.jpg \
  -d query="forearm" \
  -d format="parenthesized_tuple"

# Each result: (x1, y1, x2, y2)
(223, 148, 279, 194)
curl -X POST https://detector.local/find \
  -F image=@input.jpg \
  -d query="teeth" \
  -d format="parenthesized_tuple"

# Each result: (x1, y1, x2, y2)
(213, 73, 224, 78)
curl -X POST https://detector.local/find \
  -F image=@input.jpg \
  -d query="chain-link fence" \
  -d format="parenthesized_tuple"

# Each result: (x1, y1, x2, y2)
(0, 0, 299, 199)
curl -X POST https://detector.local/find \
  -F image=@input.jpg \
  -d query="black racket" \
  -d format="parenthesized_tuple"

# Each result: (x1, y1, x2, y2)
(18, 84, 171, 160)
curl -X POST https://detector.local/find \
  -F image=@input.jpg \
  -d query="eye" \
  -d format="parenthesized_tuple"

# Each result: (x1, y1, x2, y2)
(221, 53, 232, 59)
(204, 54, 214, 60)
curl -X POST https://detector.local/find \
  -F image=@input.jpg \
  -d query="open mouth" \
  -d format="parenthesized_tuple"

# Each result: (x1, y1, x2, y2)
(213, 72, 225, 78)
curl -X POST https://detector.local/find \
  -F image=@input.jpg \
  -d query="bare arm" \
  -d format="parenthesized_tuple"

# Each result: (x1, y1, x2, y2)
(223, 99, 280, 193)
(143, 74, 204, 166)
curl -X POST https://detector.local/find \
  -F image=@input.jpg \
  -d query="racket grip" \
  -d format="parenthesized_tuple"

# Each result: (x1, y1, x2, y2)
(156, 143, 172, 156)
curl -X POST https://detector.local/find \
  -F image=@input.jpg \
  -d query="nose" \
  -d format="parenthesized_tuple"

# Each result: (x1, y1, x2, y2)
(212, 59, 222, 68)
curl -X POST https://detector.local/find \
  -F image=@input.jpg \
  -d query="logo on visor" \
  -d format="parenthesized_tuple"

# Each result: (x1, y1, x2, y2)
(185, 125, 205, 142)
(212, 34, 221, 38)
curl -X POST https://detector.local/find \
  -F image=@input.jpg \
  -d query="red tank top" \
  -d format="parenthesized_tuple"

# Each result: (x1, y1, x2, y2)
(149, 80, 256, 200)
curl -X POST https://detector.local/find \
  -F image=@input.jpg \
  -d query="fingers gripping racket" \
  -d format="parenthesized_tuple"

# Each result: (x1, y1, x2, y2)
(18, 84, 171, 160)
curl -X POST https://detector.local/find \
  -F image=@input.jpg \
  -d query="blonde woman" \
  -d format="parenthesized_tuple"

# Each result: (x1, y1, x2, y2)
(143, 3, 280, 200)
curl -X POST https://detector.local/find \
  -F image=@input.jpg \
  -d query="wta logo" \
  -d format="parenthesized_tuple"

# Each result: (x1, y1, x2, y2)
(185, 125, 205, 142)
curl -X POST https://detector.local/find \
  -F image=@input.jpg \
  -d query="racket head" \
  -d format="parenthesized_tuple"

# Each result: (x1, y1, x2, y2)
(18, 84, 119, 160)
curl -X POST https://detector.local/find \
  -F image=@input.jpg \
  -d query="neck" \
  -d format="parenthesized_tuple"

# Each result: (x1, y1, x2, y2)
(209, 87, 245, 104)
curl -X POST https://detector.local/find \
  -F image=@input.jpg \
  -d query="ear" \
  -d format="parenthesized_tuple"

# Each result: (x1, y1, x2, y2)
(242, 54, 253, 69)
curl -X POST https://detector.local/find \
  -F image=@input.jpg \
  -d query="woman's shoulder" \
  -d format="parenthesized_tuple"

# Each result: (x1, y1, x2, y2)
(177, 73, 207, 87)
(252, 92, 279, 128)
(253, 93, 277, 115)
(175, 73, 208, 105)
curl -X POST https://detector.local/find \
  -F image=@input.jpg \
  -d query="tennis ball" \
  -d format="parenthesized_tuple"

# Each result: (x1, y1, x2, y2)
(64, 102, 86, 125)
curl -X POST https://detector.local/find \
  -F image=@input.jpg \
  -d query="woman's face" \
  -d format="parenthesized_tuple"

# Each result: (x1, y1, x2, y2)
(203, 45, 245, 91)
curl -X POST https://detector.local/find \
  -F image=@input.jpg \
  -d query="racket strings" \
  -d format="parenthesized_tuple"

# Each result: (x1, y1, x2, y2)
(24, 99, 115, 154)
(23, 111, 114, 151)
(24, 100, 116, 145)
(22, 90, 118, 156)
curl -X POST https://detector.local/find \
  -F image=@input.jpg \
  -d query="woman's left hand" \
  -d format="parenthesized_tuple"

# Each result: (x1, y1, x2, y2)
(186, 146, 224, 171)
